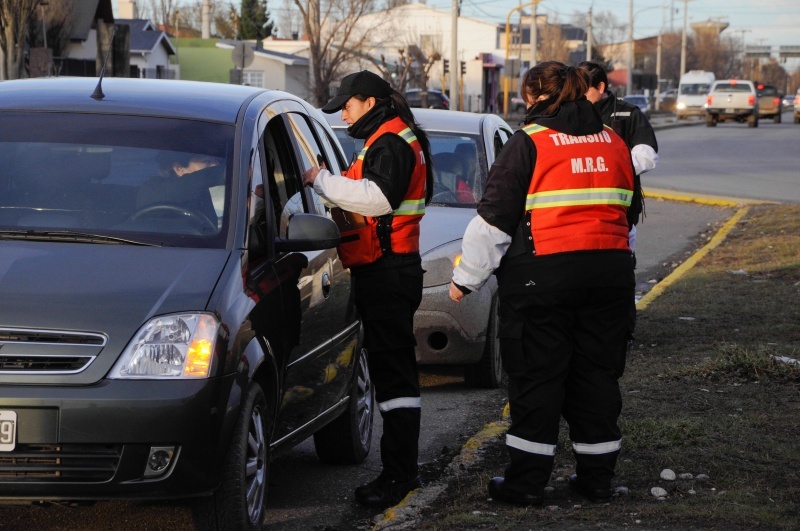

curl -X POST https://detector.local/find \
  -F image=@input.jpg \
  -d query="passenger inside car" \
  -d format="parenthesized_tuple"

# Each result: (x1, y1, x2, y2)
(433, 152, 474, 204)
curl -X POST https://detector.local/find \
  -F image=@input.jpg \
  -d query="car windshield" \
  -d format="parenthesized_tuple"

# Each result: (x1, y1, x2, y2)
(0, 112, 234, 248)
(679, 83, 710, 95)
(332, 128, 485, 208)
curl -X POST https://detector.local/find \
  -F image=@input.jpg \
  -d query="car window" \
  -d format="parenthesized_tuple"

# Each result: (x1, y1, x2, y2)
(0, 112, 233, 247)
(428, 132, 484, 207)
(679, 83, 710, 95)
(713, 83, 752, 92)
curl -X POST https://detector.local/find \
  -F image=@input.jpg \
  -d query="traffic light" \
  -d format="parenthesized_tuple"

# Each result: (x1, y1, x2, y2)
(460, 61, 466, 75)
(443, 59, 449, 75)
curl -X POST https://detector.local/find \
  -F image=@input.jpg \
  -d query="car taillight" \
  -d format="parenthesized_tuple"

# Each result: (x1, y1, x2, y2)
(773, 97, 780, 106)
(443, 100, 449, 108)
(707, 95, 713, 106)
(748, 95, 754, 106)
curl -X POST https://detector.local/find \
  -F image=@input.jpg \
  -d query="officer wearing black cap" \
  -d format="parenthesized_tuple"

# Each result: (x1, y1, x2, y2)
(303, 70, 434, 508)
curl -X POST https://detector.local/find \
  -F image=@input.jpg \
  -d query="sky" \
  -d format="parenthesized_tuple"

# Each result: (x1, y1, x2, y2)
(426, 0, 800, 48)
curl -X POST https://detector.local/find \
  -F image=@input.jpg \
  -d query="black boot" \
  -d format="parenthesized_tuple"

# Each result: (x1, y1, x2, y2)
(568, 474, 618, 501)
(487, 477, 544, 507)
(354, 474, 423, 507)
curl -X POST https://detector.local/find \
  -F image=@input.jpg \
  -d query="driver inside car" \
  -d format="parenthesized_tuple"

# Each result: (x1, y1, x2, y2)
(135, 151, 224, 230)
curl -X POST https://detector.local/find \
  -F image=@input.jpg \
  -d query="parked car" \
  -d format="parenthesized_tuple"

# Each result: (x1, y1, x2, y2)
(622, 94, 652, 118)
(756, 83, 783, 123)
(0, 77, 373, 530)
(325, 109, 514, 388)
(781, 93, 794, 110)
(705, 79, 759, 127)
(658, 88, 678, 112)
(405, 89, 450, 109)
(510, 96, 527, 114)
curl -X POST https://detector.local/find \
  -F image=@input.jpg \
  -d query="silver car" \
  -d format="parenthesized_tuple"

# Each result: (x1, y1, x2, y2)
(325, 109, 514, 388)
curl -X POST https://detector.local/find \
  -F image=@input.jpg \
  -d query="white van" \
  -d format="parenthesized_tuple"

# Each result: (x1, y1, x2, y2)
(675, 70, 715, 119)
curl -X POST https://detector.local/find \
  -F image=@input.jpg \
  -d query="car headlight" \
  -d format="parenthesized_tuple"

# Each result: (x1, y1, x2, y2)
(421, 240, 462, 288)
(676, 102, 686, 110)
(109, 313, 220, 379)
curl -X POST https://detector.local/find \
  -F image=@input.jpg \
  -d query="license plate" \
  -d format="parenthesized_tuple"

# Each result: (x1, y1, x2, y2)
(725, 108, 735, 113)
(0, 411, 17, 451)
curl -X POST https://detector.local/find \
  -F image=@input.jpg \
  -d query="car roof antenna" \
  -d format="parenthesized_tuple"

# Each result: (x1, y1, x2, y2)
(91, 25, 116, 101)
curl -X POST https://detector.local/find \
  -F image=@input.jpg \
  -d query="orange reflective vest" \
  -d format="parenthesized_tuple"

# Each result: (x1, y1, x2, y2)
(523, 123, 633, 255)
(336, 116, 427, 268)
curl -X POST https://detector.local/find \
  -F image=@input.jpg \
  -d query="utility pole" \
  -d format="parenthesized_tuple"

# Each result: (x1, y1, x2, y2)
(503, 0, 543, 119)
(530, 4, 537, 68)
(680, 0, 693, 76)
(627, 0, 633, 95)
(450, 0, 459, 112)
(586, 5, 593, 62)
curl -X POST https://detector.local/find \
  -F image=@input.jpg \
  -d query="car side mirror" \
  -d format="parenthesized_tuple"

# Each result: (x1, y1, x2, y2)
(274, 213, 341, 252)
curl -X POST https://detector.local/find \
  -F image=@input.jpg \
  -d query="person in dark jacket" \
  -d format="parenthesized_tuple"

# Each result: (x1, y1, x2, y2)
(579, 61, 659, 344)
(303, 70, 434, 508)
(449, 61, 635, 506)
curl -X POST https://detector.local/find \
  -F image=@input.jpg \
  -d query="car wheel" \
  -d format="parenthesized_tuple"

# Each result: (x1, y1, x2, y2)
(313, 347, 373, 464)
(706, 115, 717, 127)
(774, 113, 781, 124)
(193, 382, 269, 531)
(464, 295, 504, 389)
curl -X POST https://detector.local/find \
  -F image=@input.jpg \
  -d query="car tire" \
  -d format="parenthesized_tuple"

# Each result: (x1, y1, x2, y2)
(193, 382, 269, 531)
(706, 115, 717, 127)
(313, 347, 373, 464)
(774, 113, 781, 124)
(464, 295, 504, 389)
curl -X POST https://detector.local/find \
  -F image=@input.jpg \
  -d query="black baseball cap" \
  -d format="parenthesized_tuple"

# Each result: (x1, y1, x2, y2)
(321, 70, 392, 113)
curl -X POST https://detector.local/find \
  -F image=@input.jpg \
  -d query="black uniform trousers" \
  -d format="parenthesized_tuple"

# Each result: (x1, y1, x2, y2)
(352, 255, 424, 481)
(496, 251, 633, 494)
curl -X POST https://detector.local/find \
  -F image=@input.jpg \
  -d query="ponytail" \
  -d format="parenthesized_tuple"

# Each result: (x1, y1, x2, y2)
(521, 61, 590, 116)
(390, 91, 434, 204)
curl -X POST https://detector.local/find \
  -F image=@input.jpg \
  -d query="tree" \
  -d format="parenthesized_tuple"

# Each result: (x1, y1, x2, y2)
(294, 0, 385, 107)
(240, 0, 273, 40)
(0, 0, 40, 79)
(215, 3, 241, 39)
(538, 22, 570, 64)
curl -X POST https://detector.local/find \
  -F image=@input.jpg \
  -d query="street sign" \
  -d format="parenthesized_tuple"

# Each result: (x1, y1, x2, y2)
(231, 43, 254, 69)
(778, 45, 800, 58)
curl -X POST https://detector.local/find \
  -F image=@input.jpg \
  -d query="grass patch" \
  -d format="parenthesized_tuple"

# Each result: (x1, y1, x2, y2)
(416, 204, 800, 530)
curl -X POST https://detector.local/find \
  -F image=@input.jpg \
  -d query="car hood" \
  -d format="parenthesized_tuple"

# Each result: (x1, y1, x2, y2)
(419, 206, 477, 254)
(0, 242, 232, 385)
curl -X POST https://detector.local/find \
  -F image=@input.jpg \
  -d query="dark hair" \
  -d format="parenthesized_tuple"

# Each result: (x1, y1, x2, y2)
(520, 61, 590, 116)
(577, 61, 609, 91)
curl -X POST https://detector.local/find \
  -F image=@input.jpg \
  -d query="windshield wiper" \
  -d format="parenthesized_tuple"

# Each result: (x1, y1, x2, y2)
(0, 230, 162, 246)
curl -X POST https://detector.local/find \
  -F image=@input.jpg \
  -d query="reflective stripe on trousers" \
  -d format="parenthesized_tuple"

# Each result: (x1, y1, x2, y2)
(573, 439, 622, 455)
(506, 434, 556, 456)
(378, 396, 422, 412)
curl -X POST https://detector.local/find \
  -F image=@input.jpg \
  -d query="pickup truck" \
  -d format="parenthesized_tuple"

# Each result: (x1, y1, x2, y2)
(756, 83, 783, 123)
(706, 80, 759, 128)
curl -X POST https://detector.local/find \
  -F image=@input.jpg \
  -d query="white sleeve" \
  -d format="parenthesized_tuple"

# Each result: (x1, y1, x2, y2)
(452, 215, 512, 292)
(312, 169, 393, 217)
(631, 144, 658, 176)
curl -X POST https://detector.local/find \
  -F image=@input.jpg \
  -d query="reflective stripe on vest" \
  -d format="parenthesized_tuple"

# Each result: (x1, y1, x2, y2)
(525, 188, 633, 209)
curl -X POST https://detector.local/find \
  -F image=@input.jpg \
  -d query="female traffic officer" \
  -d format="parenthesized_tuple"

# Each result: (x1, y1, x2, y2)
(449, 62, 636, 506)
(302, 70, 433, 508)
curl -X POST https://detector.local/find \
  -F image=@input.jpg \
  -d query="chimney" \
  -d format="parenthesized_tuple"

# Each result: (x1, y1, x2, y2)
(202, 0, 211, 39)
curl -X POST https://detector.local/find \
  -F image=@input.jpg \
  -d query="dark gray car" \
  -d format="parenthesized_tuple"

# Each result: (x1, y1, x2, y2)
(0, 78, 373, 530)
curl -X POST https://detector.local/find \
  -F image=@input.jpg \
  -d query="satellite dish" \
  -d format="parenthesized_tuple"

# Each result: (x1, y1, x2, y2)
(231, 43, 255, 69)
